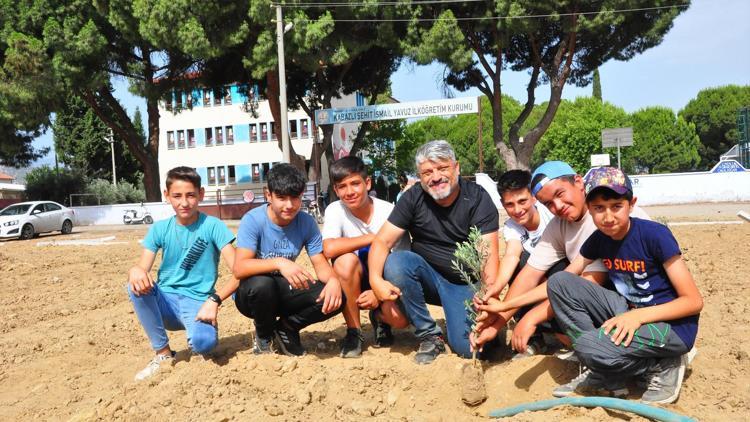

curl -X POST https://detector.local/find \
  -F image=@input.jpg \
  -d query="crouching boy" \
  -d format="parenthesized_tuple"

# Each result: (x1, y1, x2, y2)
(127, 166, 237, 381)
(548, 167, 702, 403)
(233, 163, 344, 356)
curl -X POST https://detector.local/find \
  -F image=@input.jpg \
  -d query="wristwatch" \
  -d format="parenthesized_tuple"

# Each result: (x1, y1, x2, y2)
(208, 293, 222, 306)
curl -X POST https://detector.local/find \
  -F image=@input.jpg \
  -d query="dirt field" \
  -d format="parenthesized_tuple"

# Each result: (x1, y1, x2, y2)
(1, 204, 748, 421)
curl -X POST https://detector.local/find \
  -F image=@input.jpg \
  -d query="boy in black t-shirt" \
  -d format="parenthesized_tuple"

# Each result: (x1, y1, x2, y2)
(547, 167, 703, 403)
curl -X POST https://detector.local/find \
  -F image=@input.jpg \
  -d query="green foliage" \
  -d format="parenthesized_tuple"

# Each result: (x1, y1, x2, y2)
(85, 179, 146, 205)
(627, 107, 700, 173)
(679, 85, 750, 169)
(361, 119, 406, 177)
(24, 166, 86, 206)
(592, 69, 602, 101)
(451, 226, 489, 340)
(53, 96, 142, 184)
(534, 97, 629, 174)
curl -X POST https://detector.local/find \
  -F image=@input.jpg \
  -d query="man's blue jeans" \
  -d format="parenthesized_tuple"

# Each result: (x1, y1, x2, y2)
(128, 284, 218, 355)
(384, 250, 476, 358)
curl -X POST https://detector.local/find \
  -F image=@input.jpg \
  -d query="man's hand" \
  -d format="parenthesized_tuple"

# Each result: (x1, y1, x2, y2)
(511, 317, 537, 353)
(470, 323, 499, 353)
(371, 278, 401, 302)
(600, 310, 643, 347)
(277, 258, 315, 290)
(317, 278, 343, 314)
(128, 266, 154, 296)
(195, 300, 219, 326)
(356, 290, 380, 310)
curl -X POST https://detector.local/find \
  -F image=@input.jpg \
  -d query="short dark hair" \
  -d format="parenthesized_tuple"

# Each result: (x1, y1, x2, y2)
(267, 163, 306, 196)
(497, 170, 531, 196)
(330, 156, 368, 185)
(166, 166, 201, 190)
(586, 186, 634, 203)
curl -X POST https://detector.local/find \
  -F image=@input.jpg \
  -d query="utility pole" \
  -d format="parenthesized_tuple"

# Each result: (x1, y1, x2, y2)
(275, 4, 291, 163)
(107, 130, 117, 186)
(477, 97, 483, 173)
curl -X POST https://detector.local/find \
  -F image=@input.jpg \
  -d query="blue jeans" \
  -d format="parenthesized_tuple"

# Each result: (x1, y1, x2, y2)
(128, 284, 218, 355)
(384, 251, 476, 358)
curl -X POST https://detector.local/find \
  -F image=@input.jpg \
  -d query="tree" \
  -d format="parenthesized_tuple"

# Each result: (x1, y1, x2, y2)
(53, 95, 142, 184)
(592, 69, 602, 101)
(534, 97, 629, 174)
(679, 85, 750, 168)
(2, 0, 256, 200)
(627, 107, 700, 174)
(360, 119, 405, 178)
(408, 1, 688, 170)
(24, 166, 86, 205)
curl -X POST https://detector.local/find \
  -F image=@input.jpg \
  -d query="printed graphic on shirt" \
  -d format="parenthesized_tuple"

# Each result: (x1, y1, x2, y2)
(180, 237, 209, 271)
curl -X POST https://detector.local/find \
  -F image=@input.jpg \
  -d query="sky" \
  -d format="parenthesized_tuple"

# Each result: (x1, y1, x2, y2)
(31, 0, 750, 166)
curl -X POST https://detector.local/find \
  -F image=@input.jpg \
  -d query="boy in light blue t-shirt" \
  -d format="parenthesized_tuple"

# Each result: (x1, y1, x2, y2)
(127, 167, 237, 382)
(233, 163, 344, 356)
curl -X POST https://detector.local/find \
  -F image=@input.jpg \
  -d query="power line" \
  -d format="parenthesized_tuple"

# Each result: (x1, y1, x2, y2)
(272, 0, 485, 7)
(270, 4, 690, 22)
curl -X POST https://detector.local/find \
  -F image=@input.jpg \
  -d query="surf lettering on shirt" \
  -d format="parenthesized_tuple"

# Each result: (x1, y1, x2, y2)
(602, 258, 646, 273)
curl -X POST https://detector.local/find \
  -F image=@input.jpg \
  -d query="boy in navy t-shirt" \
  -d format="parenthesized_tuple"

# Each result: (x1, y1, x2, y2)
(232, 164, 344, 356)
(546, 167, 703, 404)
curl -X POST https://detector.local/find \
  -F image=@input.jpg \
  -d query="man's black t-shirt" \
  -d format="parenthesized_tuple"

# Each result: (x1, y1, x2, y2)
(388, 178, 499, 283)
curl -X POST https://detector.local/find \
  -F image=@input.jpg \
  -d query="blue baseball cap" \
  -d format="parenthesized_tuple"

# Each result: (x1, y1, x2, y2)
(530, 161, 576, 196)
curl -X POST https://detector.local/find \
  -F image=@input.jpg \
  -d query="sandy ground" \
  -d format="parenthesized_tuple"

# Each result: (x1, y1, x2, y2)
(1, 203, 749, 421)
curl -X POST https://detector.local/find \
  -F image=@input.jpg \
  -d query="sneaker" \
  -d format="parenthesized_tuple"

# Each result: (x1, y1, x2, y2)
(511, 336, 546, 361)
(340, 328, 364, 358)
(641, 354, 687, 404)
(273, 320, 306, 357)
(414, 335, 446, 365)
(134, 351, 175, 382)
(552, 368, 629, 398)
(252, 334, 275, 355)
(554, 349, 579, 363)
(636, 347, 697, 388)
(369, 309, 394, 348)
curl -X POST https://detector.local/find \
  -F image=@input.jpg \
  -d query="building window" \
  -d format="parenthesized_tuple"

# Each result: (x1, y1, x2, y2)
(218, 166, 226, 185)
(301, 119, 309, 138)
(270, 122, 277, 141)
(290, 120, 298, 139)
(224, 87, 232, 105)
(262, 163, 271, 181)
(165, 96, 172, 111)
(226, 126, 234, 145)
(250, 123, 258, 142)
(175, 92, 183, 109)
(203, 89, 211, 106)
(205, 128, 213, 147)
(186, 91, 193, 108)
(208, 167, 216, 185)
(167, 131, 175, 150)
(215, 127, 223, 146)
(187, 129, 195, 148)
(260, 123, 268, 141)
(228, 165, 236, 184)
(252, 164, 260, 182)
(213, 88, 222, 106)
(177, 130, 186, 149)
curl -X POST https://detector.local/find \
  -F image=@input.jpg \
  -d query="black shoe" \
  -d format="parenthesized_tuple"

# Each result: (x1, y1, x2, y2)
(414, 335, 446, 365)
(252, 333, 275, 355)
(273, 320, 306, 356)
(340, 328, 364, 358)
(369, 309, 394, 348)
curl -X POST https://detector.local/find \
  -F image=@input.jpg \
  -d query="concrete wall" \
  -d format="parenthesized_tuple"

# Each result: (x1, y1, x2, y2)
(631, 170, 750, 205)
(72, 203, 174, 226)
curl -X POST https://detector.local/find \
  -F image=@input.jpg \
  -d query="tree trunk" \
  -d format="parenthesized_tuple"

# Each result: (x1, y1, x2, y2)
(266, 70, 306, 172)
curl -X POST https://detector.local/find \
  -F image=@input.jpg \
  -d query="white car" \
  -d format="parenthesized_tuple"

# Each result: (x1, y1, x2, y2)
(0, 201, 76, 240)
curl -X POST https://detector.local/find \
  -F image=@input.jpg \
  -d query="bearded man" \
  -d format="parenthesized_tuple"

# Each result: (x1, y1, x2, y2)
(368, 140, 500, 364)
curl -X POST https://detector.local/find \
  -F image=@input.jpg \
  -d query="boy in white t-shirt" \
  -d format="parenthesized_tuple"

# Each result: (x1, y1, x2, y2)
(322, 156, 409, 358)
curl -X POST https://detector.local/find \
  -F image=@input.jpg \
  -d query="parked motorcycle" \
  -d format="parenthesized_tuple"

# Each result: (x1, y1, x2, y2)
(123, 203, 153, 225)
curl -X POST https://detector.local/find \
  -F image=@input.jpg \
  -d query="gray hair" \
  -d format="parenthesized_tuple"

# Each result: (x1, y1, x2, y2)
(414, 140, 456, 167)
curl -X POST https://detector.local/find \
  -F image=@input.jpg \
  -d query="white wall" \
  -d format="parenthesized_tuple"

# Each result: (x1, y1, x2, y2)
(631, 171, 750, 205)
(72, 202, 174, 226)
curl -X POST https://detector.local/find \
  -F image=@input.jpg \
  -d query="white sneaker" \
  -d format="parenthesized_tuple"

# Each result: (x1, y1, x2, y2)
(134, 352, 174, 382)
(554, 349, 579, 362)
